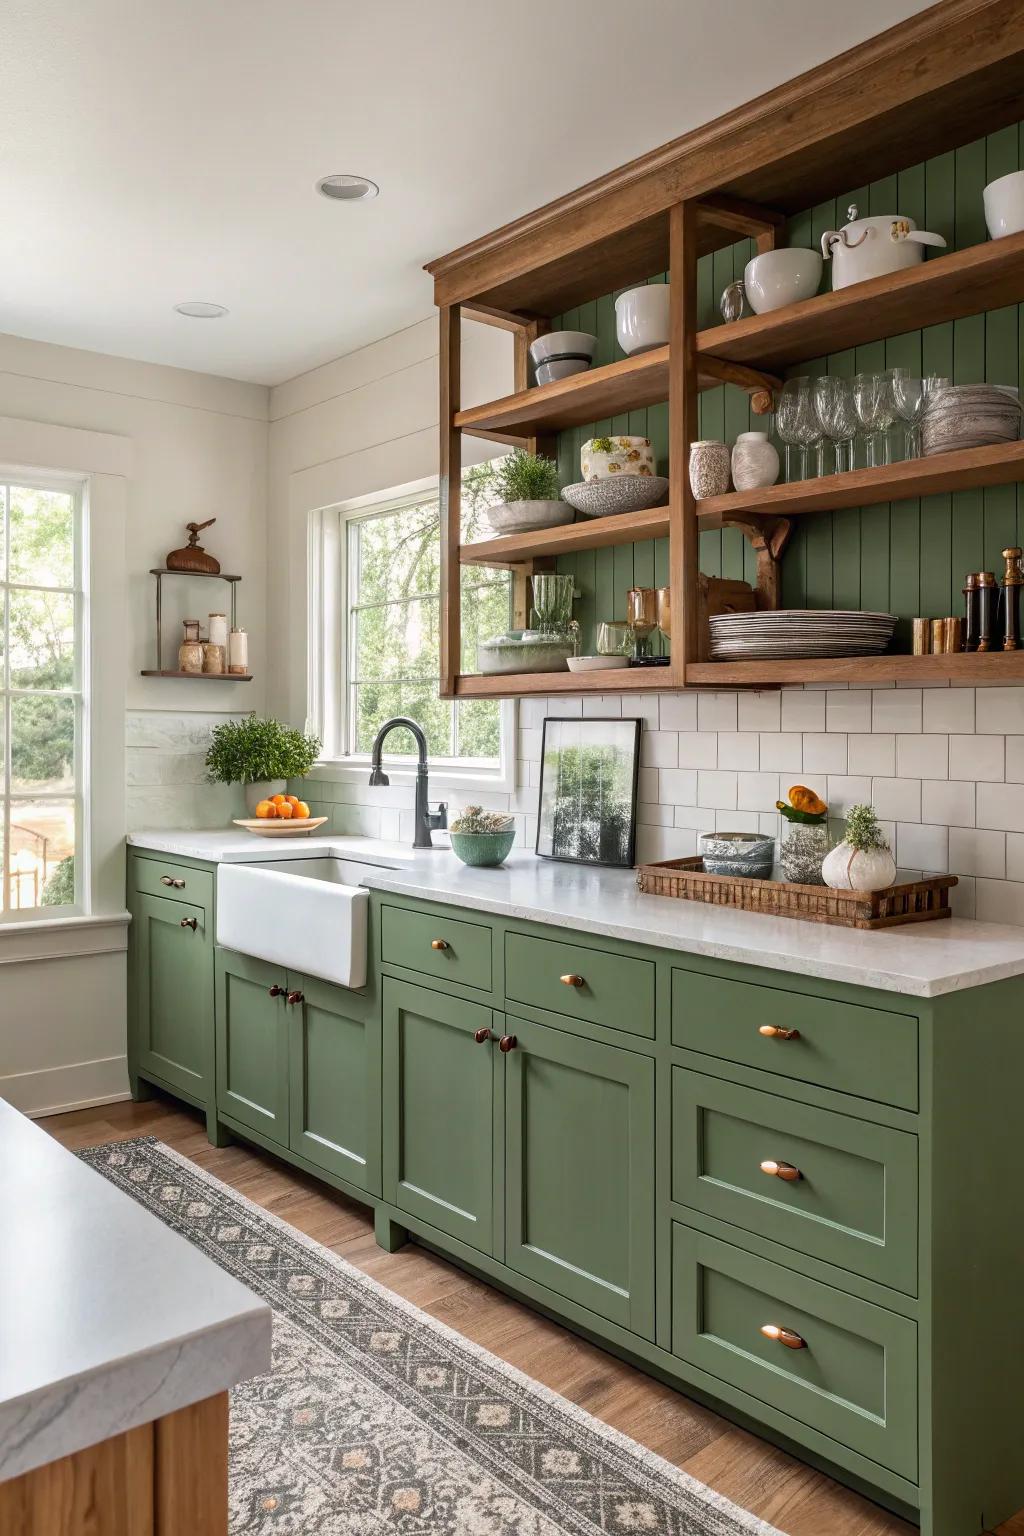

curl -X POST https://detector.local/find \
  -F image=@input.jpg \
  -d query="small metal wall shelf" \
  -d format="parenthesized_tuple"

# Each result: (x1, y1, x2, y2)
(140, 568, 252, 681)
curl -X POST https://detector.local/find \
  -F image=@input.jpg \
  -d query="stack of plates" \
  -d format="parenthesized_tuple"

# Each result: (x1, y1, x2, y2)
(709, 610, 895, 660)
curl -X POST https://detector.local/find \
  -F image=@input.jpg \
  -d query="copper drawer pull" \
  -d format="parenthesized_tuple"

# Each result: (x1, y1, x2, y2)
(560, 973, 584, 988)
(473, 1027, 492, 1044)
(759, 1025, 800, 1041)
(431, 938, 449, 951)
(268, 984, 285, 998)
(761, 1323, 806, 1350)
(179, 916, 198, 931)
(287, 990, 304, 1006)
(498, 1034, 517, 1053)
(760, 1159, 802, 1182)
(161, 875, 186, 889)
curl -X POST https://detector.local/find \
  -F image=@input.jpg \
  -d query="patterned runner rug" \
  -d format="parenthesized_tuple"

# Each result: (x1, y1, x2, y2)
(81, 1138, 782, 1536)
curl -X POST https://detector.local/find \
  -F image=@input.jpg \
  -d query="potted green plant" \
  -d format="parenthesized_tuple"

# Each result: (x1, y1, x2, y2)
(822, 803, 897, 892)
(487, 449, 568, 536)
(449, 806, 516, 867)
(206, 715, 321, 814)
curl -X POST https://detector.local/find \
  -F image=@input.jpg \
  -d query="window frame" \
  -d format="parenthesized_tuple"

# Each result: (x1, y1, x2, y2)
(308, 478, 515, 792)
(1, 469, 89, 923)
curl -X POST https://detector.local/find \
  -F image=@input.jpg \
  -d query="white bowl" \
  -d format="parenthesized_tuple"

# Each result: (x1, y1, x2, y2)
(567, 654, 630, 672)
(529, 330, 598, 365)
(984, 170, 1024, 240)
(615, 286, 670, 354)
(486, 500, 573, 535)
(743, 248, 822, 314)
(535, 357, 591, 384)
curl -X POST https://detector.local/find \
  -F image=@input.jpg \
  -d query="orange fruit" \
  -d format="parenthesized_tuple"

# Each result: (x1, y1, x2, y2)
(285, 794, 300, 808)
(293, 800, 310, 820)
(254, 800, 275, 819)
(276, 801, 294, 818)
(271, 793, 288, 806)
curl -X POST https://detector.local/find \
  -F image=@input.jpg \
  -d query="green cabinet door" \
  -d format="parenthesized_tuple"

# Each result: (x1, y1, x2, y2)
(215, 950, 290, 1145)
(289, 972, 381, 1195)
(382, 977, 497, 1254)
(504, 1015, 655, 1339)
(133, 892, 213, 1103)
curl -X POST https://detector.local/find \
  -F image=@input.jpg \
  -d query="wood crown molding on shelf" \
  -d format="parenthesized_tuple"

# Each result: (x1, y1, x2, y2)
(452, 667, 673, 699)
(424, 0, 1024, 314)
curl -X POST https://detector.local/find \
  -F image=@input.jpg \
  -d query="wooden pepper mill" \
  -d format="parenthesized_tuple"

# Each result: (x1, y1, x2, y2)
(165, 517, 221, 575)
(999, 547, 1024, 651)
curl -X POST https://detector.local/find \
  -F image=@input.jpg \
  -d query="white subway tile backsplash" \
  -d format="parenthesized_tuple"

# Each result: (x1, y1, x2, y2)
(896, 822, 948, 872)
(638, 801, 675, 826)
(697, 692, 738, 733)
(640, 731, 678, 768)
(716, 809, 761, 833)
(921, 780, 975, 828)
(871, 777, 922, 822)
(803, 733, 848, 774)
(947, 874, 976, 920)
(976, 878, 1024, 925)
(583, 694, 623, 717)
(826, 691, 872, 733)
(976, 687, 1024, 735)
(716, 732, 759, 771)
(1005, 735, 1024, 783)
(949, 734, 1004, 782)
(848, 733, 895, 776)
(659, 693, 698, 731)
(519, 697, 547, 729)
(637, 825, 697, 863)
(696, 769, 738, 811)
(519, 728, 543, 760)
(678, 732, 718, 769)
(949, 827, 1005, 879)
(659, 768, 699, 803)
(759, 733, 803, 772)
(896, 734, 949, 780)
(977, 781, 1024, 833)
(922, 688, 975, 734)
(637, 767, 660, 801)
(675, 805, 718, 833)
(737, 692, 781, 732)
(736, 771, 780, 812)
(781, 691, 826, 732)
(823, 776, 872, 814)
(873, 689, 921, 732)
(1006, 833, 1024, 882)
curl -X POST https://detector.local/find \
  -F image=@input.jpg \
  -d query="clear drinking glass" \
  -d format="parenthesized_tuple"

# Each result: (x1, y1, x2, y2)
(775, 377, 815, 482)
(811, 376, 857, 474)
(853, 372, 895, 469)
(596, 620, 631, 657)
(531, 572, 574, 634)
(891, 371, 926, 459)
(626, 587, 658, 660)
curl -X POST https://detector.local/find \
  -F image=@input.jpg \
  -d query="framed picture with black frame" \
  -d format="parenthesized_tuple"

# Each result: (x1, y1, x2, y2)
(535, 716, 642, 868)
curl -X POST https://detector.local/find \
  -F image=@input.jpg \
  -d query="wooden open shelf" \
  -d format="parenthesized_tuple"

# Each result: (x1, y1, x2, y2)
(140, 669, 253, 681)
(461, 506, 669, 567)
(685, 651, 1024, 687)
(698, 441, 1024, 526)
(696, 231, 1024, 373)
(455, 666, 671, 697)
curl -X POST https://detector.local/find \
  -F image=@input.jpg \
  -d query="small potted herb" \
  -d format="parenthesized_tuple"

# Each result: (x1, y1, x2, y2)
(822, 803, 897, 892)
(449, 806, 516, 867)
(206, 715, 321, 814)
(487, 449, 567, 535)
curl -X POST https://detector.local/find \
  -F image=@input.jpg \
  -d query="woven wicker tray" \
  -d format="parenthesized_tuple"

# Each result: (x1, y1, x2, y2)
(636, 857, 956, 929)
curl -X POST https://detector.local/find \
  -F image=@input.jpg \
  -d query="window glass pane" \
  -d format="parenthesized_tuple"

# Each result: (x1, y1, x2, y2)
(11, 693, 75, 791)
(353, 594, 439, 684)
(460, 573, 511, 672)
(456, 699, 502, 761)
(8, 588, 75, 689)
(353, 500, 440, 607)
(9, 485, 75, 586)
(352, 683, 453, 759)
(8, 800, 76, 910)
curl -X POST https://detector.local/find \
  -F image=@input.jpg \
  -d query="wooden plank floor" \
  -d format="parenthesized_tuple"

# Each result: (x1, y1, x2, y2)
(40, 1093, 1023, 1536)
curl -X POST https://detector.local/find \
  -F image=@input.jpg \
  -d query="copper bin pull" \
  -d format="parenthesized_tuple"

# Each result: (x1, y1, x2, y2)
(761, 1323, 806, 1349)
(560, 974, 584, 988)
(498, 1034, 518, 1053)
(179, 916, 197, 931)
(431, 938, 449, 951)
(760, 1159, 802, 1182)
(759, 1024, 800, 1041)
(160, 875, 186, 889)
(473, 1027, 492, 1044)
(286, 990, 304, 1006)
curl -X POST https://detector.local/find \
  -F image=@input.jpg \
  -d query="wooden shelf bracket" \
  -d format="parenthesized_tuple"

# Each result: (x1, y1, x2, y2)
(725, 515, 793, 610)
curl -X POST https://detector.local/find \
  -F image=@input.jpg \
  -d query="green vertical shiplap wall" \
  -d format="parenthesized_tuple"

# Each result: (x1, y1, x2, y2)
(552, 125, 1024, 657)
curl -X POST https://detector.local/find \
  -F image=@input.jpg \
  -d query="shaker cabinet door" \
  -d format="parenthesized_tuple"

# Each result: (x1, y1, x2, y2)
(134, 893, 214, 1104)
(215, 950, 290, 1145)
(289, 972, 381, 1196)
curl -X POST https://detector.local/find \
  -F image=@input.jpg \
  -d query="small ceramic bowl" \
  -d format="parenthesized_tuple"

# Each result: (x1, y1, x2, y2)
(615, 286, 670, 354)
(566, 654, 630, 672)
(535, 357, 591, 384)
(699, 831, 775, 878)
(450, 828, 516, 867)
(529, 330, 598, 366)
(983, 169, 1024, 239)
(562, 475, 669, 517)
(742, 248, 822, 314)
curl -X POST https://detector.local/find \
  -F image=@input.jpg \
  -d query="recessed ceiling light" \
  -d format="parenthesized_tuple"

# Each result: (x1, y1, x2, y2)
(315, 173, 379, 202)
(174, 300, 229, 319)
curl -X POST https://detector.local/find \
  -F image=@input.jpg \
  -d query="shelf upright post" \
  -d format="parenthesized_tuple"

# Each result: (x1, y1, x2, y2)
(155, 571, 163, 672)
(439, 303, 462, 698)
(668, 200, 700, 685)
(510, 317, 556, 628)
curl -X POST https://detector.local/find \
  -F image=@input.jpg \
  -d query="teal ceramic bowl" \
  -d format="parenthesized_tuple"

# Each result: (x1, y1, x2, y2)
(450, 829, 516, 867)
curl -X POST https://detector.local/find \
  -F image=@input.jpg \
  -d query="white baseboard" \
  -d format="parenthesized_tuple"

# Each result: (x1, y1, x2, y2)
(1, 1055, 132, 1119)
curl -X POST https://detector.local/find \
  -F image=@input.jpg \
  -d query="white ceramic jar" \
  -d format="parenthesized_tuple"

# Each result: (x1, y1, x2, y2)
(822, 840, 897, 892)
(742, 249, 822, 314)
(688, 440, 731, 499)
(983, 170, 1024, 239)
(731, 432, 780, 490)
(580, 436, 655, 481)
(615, 286, 670, 355)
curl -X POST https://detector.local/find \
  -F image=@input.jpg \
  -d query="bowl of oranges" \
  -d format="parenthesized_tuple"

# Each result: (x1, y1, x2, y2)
(233, 794, 328, 837)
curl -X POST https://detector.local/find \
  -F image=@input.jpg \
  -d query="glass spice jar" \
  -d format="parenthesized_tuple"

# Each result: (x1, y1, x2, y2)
(780, 821, 831, 885)
(177, 619, 204, 674)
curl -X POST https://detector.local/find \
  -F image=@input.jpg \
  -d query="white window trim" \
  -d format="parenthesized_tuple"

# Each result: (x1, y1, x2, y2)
(307, 479, 516, 794)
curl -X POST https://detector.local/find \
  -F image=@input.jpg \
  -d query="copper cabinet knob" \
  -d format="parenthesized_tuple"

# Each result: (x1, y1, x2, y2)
(498, 1034, 518, 1053)
(758, 1024, 800, 1041)
(760, 1159, 802, 1182)
(179, 916, 197, 931)
(286, 990, 304, 1006)
(761, 1324, 806, 1350)
(559, 974, 584, 988)
(161, 875, 185, 889)
(473, 1027, 492, 1044)
(431, 938, 449, 951)
(268, 984, 285, 998)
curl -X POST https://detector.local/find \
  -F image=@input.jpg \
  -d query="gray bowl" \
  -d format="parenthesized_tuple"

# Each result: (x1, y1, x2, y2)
(699, 831, 775, 878)
(561, 475, 669, 517)
(921, 384, 1022, 456)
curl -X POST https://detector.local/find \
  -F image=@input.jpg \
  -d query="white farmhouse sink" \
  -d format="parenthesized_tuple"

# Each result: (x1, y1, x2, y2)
(217, 856, 376, 989)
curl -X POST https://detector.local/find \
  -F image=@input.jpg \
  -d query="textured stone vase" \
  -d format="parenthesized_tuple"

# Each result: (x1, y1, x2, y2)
(822, 841, 897, 892)
(731, 431, 780, 491)
(688, 440, 731, 498)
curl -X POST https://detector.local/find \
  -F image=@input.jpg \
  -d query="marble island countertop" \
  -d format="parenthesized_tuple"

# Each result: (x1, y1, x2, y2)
(128, 829, 1024, 998)
(0, 1102, 271, 1482)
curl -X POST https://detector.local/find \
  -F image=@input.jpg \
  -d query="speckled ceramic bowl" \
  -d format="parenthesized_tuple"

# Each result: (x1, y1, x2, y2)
(450, 829, 516, 867)
(699, 831, 775, 878)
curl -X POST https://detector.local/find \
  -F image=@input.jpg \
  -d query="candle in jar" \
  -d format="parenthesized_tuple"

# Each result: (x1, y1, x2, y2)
(229, 627, 249, 674)
(208, 612, 228, 649)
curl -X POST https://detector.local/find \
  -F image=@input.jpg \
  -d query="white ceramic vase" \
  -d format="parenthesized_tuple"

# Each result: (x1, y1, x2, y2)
(822, 840, 897, 892)
(731, 432, 780, 490)
(244, 778, 286, 815)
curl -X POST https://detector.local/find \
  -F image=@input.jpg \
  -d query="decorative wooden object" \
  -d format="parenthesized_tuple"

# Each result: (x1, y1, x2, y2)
(636, 857, 957, 929)
(141, 569, 252, 682)
(165, 519, 221, 575)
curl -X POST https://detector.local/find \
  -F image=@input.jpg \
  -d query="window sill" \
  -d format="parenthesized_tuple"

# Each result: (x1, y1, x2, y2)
(0, 911, 131, 966)
(307, 758, 515, 795)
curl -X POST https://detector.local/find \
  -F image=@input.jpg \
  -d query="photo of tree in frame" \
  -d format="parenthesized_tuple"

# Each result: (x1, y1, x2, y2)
(535, 718, 641, 868)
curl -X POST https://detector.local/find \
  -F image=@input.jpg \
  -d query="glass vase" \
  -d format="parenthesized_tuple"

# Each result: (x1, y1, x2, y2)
(780, 822, 830, 886)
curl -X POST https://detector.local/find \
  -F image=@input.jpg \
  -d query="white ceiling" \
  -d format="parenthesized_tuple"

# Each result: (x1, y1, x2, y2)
(0, 0, 930, 387)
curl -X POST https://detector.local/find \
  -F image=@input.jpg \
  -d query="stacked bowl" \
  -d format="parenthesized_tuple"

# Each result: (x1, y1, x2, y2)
(529, 331, 598, 384)
(920, 384, 1022, 456)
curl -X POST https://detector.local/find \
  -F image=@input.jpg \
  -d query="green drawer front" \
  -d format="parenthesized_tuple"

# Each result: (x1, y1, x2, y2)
(671, 968, 918, 1110)
(672, 1070, 918, 1293)
(672, 1225, 918, 1482)
(504, 932, 655, 1039)
(131, 854, 214, 911)
(381, 903, 492, 992)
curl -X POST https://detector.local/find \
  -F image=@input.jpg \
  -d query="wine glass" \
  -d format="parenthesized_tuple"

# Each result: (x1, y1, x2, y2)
(626, 587, 658, 661)
(853, 373, 894, 469)
(775, 377, 815, 482)
(812, 376, 857, 474)
(891, 370, 925, 459)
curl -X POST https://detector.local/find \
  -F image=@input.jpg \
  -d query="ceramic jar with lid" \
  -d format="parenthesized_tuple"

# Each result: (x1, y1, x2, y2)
(688, 440, 731, 499)
(177, 619, 204, 674)
(731, 431, 780, 491)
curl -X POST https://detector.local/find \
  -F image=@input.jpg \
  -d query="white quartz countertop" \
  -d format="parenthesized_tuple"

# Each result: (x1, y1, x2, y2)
(128, 829, 1024, 998)
(0, 1102, 271, 1482)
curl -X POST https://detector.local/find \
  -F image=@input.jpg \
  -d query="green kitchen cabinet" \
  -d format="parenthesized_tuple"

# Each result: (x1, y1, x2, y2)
(382, 976, 498, 1255)
(131, 891, 214, 1106)
(215, 950, 291, 1146)
(504, 1013, 655, 1338)
(288, 971, 381, 1195)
